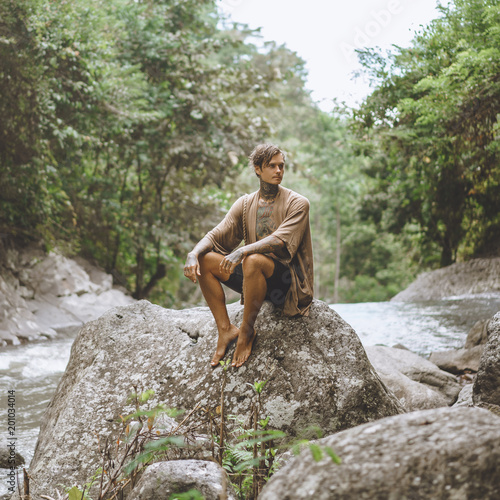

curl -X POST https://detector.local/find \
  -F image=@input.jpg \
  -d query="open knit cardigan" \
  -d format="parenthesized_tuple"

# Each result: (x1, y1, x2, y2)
(205, 186, 314, 316)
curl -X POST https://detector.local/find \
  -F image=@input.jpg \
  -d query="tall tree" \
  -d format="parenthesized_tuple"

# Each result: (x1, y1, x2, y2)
(353, 0, 500, 267)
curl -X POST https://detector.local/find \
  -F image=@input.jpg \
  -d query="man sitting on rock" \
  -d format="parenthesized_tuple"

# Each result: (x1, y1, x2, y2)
(184, 144, 313, 367)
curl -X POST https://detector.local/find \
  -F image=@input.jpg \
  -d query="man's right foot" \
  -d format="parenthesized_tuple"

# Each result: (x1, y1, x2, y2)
(211, 324, 240, 366)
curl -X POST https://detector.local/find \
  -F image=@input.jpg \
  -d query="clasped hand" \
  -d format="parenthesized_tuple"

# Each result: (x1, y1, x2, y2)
(184, 250, 244, 284)
(219, 249, 244, 275)
(184, 253, 201, 283)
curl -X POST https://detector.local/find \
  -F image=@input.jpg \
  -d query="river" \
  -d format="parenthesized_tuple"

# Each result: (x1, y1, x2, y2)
(1, 294, 500, 497)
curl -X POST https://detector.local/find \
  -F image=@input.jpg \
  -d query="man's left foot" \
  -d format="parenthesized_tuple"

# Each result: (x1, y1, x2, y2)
(232, 329, 256, 367)
(211, 324, 240, 367)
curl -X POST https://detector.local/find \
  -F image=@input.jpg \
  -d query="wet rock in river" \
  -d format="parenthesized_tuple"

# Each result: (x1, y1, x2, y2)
(429, 345, 484, 374)
(0, 448, 25, 469)
(365, 345, 461, 410)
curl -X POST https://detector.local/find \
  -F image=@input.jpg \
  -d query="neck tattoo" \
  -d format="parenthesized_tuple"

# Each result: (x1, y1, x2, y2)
(259, 180, 279, 202)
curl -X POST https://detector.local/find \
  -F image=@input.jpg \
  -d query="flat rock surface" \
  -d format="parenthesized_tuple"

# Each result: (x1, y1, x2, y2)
(429, 346, 484, 374)
(260, 407, 500, 500)
(25, 299, 403, 498)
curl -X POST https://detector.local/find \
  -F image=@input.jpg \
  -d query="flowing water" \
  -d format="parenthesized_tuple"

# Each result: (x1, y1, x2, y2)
(1, 294, 500, 497)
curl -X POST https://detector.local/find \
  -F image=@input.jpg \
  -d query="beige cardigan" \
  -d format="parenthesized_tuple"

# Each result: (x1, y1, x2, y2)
(206, 186, 314, 316)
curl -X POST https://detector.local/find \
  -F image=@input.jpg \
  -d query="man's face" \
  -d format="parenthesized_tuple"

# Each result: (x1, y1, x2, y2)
(255, 153, 285, 185)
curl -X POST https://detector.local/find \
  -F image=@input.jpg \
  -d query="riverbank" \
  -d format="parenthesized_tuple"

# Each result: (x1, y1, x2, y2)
(392, 257, 500, 302)
(0, 242, 134, 346)
(2, 248, 500, 498)
(10, 302, 500, 500)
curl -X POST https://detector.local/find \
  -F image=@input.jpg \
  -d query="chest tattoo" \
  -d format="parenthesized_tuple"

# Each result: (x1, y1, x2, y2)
(256, 201, 277, 240)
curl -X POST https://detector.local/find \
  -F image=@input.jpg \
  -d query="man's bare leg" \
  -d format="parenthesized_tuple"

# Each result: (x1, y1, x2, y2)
(198, 252, 240, 366)
(232, 254, 275, 367)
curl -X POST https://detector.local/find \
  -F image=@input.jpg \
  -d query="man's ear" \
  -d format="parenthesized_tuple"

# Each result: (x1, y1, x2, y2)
(254, 166, 261, 178)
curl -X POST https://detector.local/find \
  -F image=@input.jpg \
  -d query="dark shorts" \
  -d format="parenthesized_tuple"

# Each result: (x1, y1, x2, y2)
(222, 259, 291, 308)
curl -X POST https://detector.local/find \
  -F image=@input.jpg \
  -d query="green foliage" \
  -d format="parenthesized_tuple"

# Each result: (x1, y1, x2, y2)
(353, 0, 500, 266)
(169, 491, 205, 500)
(219, 359, 231, 371)
(67, 485, 93, 500)
(51, 379, 341, 500)
(249, 380, 267, 394)
(58, 387, 191, 499)
(6, 0, 493, 304)
(61, 465, 104, 500)
(0, 0, 282, 300)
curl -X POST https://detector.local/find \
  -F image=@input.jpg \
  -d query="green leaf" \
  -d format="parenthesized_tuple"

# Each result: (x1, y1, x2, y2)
(123, 450, 155, 475)
(139, 389, 155, 403)
(308, 443, 323, 462)
(252, 380, 267, 394)
(67, 486, 85, 500)
(169, 489, 205, 500)
(259, 416, 270, 429)
(143, 435, 186, 451)
(325, 446, 342, 464)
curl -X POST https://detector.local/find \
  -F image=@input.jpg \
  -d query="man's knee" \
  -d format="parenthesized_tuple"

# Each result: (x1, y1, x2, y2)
(199, 252, 221, 273)
(242, 254, 274, 278)
(200, 252, 231, 281)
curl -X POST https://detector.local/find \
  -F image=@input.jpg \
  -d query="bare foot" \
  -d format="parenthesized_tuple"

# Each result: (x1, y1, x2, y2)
(232, 329, 256, 367)
(211, 325, 240, 366)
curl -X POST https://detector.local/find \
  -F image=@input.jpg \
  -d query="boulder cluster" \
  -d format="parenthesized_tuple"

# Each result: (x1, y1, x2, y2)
(0, 244, 134, 345)
(6, 252, 500, 499)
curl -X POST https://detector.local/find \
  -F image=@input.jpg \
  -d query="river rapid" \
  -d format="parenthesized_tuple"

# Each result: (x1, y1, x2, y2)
(1, 294, 500, 497)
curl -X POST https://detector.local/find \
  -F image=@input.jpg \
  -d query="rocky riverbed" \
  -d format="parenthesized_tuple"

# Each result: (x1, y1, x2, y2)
(0, 243, 134, 346)
(3, 249, 500, 499)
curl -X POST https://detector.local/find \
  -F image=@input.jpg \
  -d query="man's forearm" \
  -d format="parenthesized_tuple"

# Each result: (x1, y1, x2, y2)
(241, 235, 287, 259)
(189, 236, 213, 257)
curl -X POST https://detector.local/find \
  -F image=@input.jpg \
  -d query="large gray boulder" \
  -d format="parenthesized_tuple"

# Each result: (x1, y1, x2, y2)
(392, 257, 500, 302)
(365, 345, 461, 410)
(473, 312, 500, 411)
(0, 273, 58, 344)
(127, 460, 235, 500)
(260, 407, 500, 500)
(25, 299, 403, 499)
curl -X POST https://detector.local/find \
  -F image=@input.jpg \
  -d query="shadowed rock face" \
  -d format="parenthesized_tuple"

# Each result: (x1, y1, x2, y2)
(260, 407, 500, 500)
(474, 312, 500, 410)
(0, 246, 134, 345)
(25, 299, 403, 498)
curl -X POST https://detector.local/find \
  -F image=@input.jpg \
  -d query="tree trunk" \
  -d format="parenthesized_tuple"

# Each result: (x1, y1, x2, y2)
(141, 263, 166, 298)
(333, 201, 341, 304)
(440, 228, 457, 268)
(133, 248, 145, 299)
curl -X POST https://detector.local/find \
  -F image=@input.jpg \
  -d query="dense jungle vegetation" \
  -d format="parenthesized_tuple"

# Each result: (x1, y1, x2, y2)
(1, 0, 499, 305)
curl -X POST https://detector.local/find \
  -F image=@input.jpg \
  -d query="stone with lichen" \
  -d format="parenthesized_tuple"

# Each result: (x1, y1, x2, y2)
(23, 299, 403, 499)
